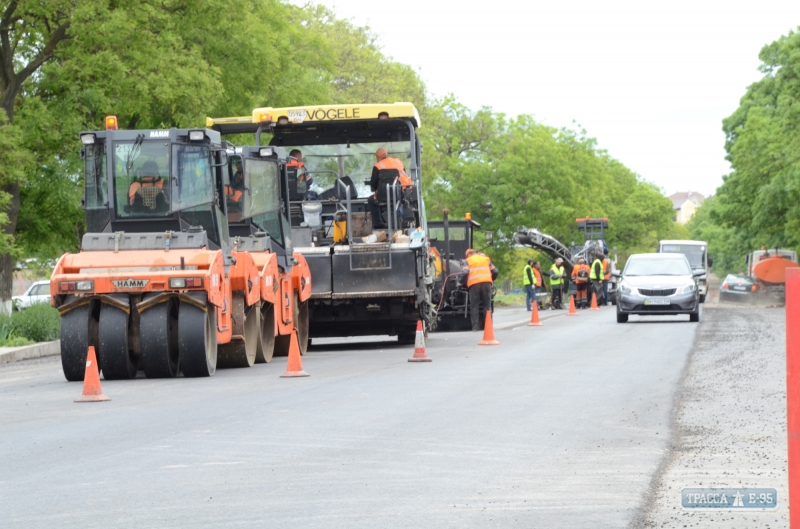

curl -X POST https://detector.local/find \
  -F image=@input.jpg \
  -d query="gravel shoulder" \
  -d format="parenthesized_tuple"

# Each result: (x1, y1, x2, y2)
(640, 299, 789, 528)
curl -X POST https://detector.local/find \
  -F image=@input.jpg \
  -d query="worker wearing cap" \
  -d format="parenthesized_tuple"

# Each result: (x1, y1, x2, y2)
(461, 248, 498, 331)
(368, 148, 412, 229)
(549, 258, 566, 310)
(572, 258, 591, 309)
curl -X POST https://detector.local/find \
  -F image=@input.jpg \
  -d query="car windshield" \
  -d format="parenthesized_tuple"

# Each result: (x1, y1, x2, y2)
(625, 257, 691, 276)
(286, 142, 411, 199)
(725, 274, 751, 284)
(113, 139, 171, 218)
(661, 244, 705, 269)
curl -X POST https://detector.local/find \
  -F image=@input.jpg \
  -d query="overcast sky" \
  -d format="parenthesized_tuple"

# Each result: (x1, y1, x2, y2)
(305, 0, 800, 197)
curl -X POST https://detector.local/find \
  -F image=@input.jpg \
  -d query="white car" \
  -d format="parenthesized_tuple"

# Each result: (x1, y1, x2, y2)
(13, 280, 51, 310)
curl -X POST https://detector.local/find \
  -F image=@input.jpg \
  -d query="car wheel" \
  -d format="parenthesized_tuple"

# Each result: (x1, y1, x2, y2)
(699, 294, 706, 304)
(616, 307, 628, 323)
(689, 310, 700, 323)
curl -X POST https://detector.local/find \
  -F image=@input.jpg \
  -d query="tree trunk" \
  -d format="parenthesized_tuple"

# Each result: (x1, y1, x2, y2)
(0, 181, 20, 313)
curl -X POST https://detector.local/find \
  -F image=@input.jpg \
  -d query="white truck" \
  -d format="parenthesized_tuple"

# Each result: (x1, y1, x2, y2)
(658, 240, 712, 303)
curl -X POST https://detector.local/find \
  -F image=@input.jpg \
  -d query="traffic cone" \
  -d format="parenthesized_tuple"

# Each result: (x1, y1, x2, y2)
(408, 320, 432, 362)
(566, 295, 578, 316)
(590, 291, 599, 310)
(479, 311, 500, 345)
(528, 300, 543, 326)
(280, 331, 309, 377)
(74, 346, 110, 403)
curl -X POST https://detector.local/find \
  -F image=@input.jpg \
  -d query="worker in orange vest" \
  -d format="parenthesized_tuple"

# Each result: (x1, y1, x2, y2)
(601, 253, 612, 306)
(571, 257, 591, 309)
(288, 149, 313, 198)
(128, 160, 166, 212)
(461, 248, 499, 331)
(368, 147, 412, 229)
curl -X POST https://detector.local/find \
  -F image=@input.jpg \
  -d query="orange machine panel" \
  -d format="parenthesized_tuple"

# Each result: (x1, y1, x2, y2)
(753, 255, 800, 285)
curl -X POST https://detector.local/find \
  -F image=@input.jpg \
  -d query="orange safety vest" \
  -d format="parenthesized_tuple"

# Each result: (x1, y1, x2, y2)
(602, 258, 611, 280)
(288, 159, 310, 182)
(533, 268, 542, 287)
(572, 264, 590, 284)
(225, 185, 243, 203)
(374, 157, 412, 189)
(466, 254, 493, 287)
(128, 177, 164, 205)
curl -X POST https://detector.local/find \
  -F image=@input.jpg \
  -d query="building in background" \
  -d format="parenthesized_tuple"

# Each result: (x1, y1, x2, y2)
(669, 191, 705, 224)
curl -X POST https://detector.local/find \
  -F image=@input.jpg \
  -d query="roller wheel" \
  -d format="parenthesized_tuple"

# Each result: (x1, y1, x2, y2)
(255, 302, 275, 363)
(217, 293, 258, 368)
(59, 296, 99, 382)
(97, 294, 137, 380)
(179, 294, 217, 377)
(274, 293, 307, 357)
(140, 293, 179, 378)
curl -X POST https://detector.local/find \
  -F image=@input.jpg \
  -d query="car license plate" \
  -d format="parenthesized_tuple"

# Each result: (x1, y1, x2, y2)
(733, 286, 746, 291)
(644, 298, 670, 305)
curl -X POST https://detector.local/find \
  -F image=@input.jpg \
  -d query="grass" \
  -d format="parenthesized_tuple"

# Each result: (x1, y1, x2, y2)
(0, 303, 60, 347)
(493, 292, 526, 307)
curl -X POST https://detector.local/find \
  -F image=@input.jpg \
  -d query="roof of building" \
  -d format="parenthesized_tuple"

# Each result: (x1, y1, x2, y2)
(669, 191, 705, 210)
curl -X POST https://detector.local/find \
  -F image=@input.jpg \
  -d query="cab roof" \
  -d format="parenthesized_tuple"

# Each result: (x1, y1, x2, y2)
(206, 103, 420, 136)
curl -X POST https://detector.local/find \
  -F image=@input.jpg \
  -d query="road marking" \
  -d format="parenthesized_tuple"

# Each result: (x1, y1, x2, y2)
(160, 465, 189, 469)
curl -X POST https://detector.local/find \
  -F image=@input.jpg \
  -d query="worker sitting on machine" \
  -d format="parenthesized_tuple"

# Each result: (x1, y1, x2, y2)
(128, 160, 168, 213)
(368, 147, 413, 229)
(226, 161, 245, 216)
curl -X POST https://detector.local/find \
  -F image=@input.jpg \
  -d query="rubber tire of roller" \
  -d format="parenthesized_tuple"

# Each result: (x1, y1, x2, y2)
(256, 302, 275, 363)
(97, 294, 137, 380)
(59, 296, 99, 382)
(217, 293, 258, 368)
(179, 299, 217, 378)
(140, 293, 179, 378)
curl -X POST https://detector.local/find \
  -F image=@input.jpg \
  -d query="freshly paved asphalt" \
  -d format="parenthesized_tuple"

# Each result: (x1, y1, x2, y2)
(0, 306, 699, 528)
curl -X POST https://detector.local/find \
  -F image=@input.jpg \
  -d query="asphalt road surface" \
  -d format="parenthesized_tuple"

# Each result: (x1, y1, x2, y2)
(0, 307, 699, 528)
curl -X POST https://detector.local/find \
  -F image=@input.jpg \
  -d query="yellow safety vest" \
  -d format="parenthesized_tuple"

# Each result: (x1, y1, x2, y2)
(550, 265, 565, 286)
(590, 259, 603, 280)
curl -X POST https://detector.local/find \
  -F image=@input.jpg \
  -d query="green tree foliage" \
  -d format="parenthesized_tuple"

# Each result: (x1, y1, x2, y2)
(0, 0, 425, 308)
(694, 29, 800, 271)
(420, 96, 685, 278)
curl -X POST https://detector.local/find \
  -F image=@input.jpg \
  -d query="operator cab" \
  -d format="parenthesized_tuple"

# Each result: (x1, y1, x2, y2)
(80, 118, 230, 252)
(225, 145, 294, 268)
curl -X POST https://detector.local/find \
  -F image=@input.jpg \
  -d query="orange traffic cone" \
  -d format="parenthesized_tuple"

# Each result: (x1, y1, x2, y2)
(590, 291, 599, 310)
(566, 295, 578, 316)
(74, 346, 110, 403)
(280, 331, 309, 377)
(528, 300, 543, 326)
(479, 311, 500, 345)
(408, 320, 432, 362)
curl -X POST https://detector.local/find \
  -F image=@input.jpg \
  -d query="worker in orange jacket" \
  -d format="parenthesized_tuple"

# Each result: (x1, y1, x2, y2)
(461, 248, 499, 331)
(571, 257, 591, 309)
(601, 253, 612, 306)
(369, 147, 413, 229)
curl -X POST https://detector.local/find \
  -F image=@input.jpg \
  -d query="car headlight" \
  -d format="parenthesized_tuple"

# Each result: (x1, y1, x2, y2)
(682, 283, 696, 294)
(619, 283, 633, 295)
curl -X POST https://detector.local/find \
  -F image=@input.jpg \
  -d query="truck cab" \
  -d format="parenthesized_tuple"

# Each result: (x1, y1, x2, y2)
(658, 240, 710, 302)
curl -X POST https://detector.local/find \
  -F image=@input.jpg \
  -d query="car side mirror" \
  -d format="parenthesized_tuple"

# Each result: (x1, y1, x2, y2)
(612, 270, 621, 278)
(708, 256, 714, 268)
(693, 269, 705, 277)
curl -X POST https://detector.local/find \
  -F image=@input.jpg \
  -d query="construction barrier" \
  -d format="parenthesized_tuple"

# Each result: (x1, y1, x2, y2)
(787, 267, 799, 528)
